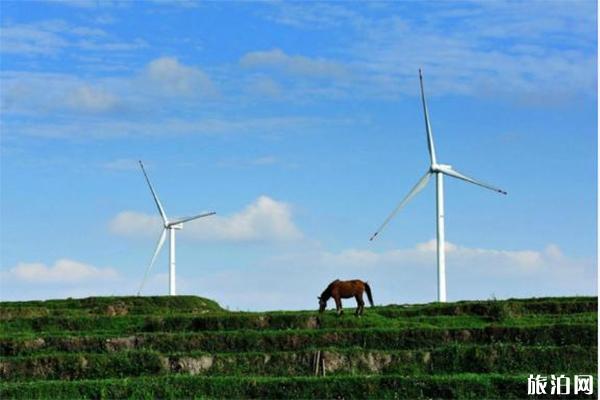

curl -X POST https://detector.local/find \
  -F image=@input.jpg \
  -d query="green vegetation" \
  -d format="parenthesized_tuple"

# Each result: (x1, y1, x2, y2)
(0, 296, 223, 320)
(0, 295, 596, 399)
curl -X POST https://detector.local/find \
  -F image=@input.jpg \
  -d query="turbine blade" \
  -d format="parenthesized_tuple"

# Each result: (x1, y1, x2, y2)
(138, 228, 167, 295)
(169, 211, 216, 226)
(441, 166, 507, 195)
(139, 161, 168, 224)
(370, 171, 432, 241)
(419, 68, 437, 165)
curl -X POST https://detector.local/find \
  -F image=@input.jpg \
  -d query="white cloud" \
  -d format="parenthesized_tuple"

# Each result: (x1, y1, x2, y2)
(0, 24, 67, 55)
(260, 2, 595, 103)
(110, 211, 159, 236)
(1, 72, 121, 115)
(246, 76, 283, 98)
(66, 85, 120, 112)
(240, 49, 348, 80)
(77, 37, 147, 52)
(264, 3, 363, 30)
(2, 4, 594, 106)
(110, 196, 302, 242)
(1, 56, 217, 118)
(202, 196, 301, 242)
(0, 19, 144, 56)
(144, 57, 216, 97)
(321, 239, 549, 274)
(415, 239, 456, 252)
(6, 259, 119, 284)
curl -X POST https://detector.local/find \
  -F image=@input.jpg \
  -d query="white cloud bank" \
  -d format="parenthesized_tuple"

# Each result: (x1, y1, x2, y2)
(0, 239, 593, 307)
(110, 196, 302, 242)
(0, 19, 144, 55)
(240, 48, 348, 80)
(1, 57, 215, 117)
(6, 259, 119, 284)
(260, 2, 595, 103)
(319, 240, 578, 278)
(194, 239, 594, 310)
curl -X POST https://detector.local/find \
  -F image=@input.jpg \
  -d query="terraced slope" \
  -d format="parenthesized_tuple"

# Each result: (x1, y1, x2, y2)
(0, 296, 596, 399)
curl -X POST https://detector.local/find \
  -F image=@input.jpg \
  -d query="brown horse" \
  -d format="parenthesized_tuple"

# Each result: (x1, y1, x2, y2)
(318, 279, 374, 316)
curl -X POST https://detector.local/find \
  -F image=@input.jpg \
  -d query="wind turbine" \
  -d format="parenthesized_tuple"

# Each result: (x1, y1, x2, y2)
(138, 160, 215, 296)
(369, 69, 507, 303)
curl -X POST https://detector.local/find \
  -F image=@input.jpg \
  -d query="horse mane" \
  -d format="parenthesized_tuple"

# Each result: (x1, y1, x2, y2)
(320, 279, 340, 300)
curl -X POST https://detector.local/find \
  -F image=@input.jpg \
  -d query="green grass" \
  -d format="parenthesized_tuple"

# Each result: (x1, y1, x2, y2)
(2, 373, 597, 399)
(1, 323, 595, 356)
(0, 295, 596, 399)
(1, 295, 594, 319)
(0, 313, 591, 338)
(1, 345, 595, 381)
(1, 310, 596, 338)
(0, 296, 223, 319)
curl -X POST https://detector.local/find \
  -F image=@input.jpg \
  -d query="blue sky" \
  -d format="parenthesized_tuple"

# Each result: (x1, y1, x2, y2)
(0, 1, 596, 310)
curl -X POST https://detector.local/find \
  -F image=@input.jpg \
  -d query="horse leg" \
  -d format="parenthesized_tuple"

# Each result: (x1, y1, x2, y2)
(360, 293, 366, 315)
(335, 297, 343, 316)
(355, 295, 365, 317)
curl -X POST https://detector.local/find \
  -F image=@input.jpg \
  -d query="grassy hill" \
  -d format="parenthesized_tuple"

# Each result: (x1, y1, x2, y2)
(0, 295, 596, 399)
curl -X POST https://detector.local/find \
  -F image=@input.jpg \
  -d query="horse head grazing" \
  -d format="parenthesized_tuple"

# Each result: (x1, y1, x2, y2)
(318, 296, 327, 313)
(317, 280, 337, 313)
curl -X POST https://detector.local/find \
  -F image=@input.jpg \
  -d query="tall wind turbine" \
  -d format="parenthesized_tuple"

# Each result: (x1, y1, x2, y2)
(138, 161, 215, 296)
(369, 69, 507, 302)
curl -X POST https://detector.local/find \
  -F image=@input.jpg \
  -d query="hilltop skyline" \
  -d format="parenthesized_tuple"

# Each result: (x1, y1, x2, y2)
(0, 1, 596, 310)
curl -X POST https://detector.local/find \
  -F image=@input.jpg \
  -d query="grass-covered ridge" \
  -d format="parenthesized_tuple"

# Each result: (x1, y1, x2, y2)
(0, 296, 223, 320)
(0, 295, 596, 399)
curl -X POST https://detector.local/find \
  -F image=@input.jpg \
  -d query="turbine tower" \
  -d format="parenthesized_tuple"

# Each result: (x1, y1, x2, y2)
(369, 69, 507, 303)
(138, 161, 215, 296)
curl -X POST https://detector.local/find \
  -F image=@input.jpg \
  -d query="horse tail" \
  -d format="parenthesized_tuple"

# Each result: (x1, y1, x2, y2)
(364, 282, 374, 306)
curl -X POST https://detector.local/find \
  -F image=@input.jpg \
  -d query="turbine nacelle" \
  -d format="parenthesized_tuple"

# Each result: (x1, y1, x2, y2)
(167, 223, 183, 230)
(430, 163, 452, 173)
